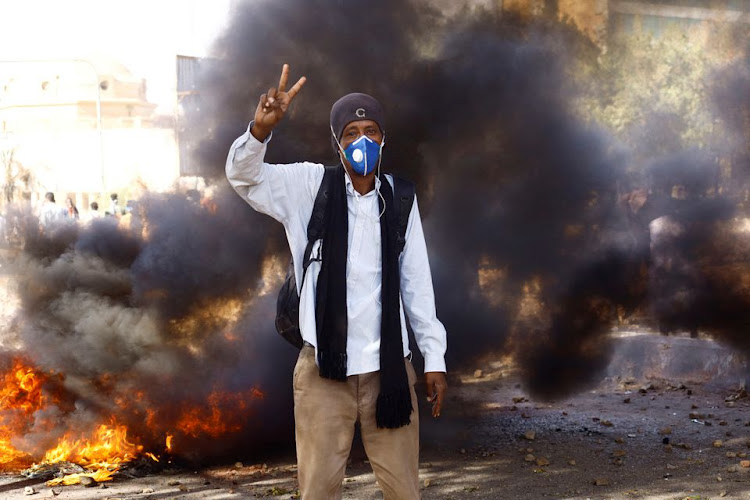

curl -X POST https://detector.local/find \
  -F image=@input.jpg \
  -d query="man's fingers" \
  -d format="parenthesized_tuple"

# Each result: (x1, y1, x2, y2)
(432, 401, 441, 417)
(424, 373, 447, 418)
(278, 64, 289, 92)
(287, 76, 307, 100)
(263, 88, 281, 112)
(434, 384, 446, 417)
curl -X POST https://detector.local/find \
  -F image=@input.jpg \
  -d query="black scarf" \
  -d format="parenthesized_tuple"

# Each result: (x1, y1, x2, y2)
(314, 167, 413, 428)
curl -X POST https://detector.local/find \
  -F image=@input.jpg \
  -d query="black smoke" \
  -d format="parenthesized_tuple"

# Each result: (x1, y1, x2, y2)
(4, 188, 296, 464)
(196, 0, 643, 397)
(194, 0, 750, 397)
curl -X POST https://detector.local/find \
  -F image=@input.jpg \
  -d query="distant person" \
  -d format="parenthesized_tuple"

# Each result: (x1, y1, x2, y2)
(107, 193, 120, 217)
(65, 197, 80, 220)
(87, 201, 103, 222)
(40, 192, 66, 227)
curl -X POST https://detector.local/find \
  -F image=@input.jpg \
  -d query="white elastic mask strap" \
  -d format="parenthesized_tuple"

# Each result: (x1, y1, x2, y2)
(331, 125, 346, 161)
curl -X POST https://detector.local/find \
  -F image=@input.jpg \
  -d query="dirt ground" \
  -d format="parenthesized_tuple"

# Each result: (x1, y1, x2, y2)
(2, 333, 749, 500)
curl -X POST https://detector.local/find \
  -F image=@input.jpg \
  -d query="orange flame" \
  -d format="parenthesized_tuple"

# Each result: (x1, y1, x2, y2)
(0, 358, 50, 466)
(175, 388, 264, 438)
(42, 419, 143, 469)
(0, 357, 269, 486)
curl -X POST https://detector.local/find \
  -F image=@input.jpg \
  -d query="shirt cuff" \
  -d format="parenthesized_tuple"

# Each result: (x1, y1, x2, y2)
(423, 354, 446, 373)
(246, 121, 273, 145)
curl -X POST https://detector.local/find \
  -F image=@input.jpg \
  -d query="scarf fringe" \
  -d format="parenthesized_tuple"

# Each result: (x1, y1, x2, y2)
(375, 387, 413, 429)
(318, 351, 348, 381)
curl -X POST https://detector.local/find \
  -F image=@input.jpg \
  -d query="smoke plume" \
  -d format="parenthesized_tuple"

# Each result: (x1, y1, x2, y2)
(194, 0, 750, 396)
(196, 0, 643, 397)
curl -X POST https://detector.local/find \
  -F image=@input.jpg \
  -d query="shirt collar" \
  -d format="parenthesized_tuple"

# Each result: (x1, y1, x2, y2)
(343, 169, 380, 197)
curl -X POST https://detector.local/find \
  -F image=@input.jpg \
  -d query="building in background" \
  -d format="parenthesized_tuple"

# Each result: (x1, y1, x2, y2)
(0, 57, 179, 211)
(0, 0, 234, 213)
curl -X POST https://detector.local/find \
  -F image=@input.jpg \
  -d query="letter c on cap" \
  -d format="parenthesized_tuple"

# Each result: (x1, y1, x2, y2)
(355, 108, 366, 118)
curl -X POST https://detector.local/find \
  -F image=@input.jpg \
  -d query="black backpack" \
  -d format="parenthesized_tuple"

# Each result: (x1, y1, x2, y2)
(275, 166, 416, 349)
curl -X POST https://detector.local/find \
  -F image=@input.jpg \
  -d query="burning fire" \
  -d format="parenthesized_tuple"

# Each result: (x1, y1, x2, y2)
(42, 419, 142, 468)
(175, 388, 265, 439)
(43, 420, 139, 486)
(0, 357, 266, 486)
(0, 190, 275, 486)
(0, 358, 50, 467)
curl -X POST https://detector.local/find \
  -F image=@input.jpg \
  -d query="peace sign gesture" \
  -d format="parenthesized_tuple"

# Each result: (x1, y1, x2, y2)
(250, 64, 307, 142)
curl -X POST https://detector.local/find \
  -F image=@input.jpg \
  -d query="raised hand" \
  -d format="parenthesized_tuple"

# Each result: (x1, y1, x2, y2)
(251, 64, 306, 142)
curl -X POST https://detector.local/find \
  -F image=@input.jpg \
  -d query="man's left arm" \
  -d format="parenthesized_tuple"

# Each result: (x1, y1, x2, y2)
(399, 196, 448, 417)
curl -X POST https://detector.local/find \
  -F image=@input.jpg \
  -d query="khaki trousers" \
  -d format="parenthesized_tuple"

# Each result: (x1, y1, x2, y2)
(293, 346, 420, 500)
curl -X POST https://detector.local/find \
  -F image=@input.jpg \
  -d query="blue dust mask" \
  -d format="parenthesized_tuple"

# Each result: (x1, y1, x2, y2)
(332, 128, 385, 176)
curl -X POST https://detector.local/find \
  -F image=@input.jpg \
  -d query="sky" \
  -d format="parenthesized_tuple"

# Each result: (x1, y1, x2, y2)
(0, 0, 234, 110)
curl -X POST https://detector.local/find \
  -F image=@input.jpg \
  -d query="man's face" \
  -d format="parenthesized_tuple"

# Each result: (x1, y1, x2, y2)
(339, 119, 383, 149)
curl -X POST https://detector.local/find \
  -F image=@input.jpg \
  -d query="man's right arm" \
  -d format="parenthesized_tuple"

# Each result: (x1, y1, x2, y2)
(226, 64, 312, 225)
(226, 126, 322, 225)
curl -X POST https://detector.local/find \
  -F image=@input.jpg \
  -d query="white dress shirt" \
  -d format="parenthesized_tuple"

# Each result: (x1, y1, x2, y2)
(226, 126, 447, 375)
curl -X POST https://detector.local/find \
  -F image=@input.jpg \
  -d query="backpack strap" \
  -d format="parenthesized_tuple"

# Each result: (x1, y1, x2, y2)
(391, 175, 416, 254)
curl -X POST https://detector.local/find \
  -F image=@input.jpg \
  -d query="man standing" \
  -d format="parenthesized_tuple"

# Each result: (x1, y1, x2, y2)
(39, 192, 66, 227)
(226, 65, 447, 499)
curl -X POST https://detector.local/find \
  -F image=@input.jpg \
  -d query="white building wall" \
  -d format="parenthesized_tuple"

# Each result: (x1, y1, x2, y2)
(8, 127, 179, 194)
